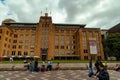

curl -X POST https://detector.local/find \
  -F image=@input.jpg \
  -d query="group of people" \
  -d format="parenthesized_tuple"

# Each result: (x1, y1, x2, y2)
(24, 59, 60, 72)
(88, 59, 109, 80)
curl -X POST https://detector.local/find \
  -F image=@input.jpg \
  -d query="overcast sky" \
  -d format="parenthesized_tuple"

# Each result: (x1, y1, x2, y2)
(0, 0, 120, 29)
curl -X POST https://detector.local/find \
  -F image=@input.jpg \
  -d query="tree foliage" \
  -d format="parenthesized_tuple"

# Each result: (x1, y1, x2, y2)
(103, 33, 120, 60)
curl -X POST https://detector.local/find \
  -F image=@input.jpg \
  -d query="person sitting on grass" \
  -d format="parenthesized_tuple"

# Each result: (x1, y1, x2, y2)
(56, 62, 60, 71)
(114, 64, 120, 71)
(47, 60, 52, 71)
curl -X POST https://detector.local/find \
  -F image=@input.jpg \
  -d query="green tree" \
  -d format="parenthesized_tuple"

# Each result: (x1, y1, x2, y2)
(104, 33, 120, 60)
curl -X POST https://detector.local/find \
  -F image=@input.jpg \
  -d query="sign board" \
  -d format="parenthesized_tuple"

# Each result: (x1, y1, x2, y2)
(89, 38, 97, 54)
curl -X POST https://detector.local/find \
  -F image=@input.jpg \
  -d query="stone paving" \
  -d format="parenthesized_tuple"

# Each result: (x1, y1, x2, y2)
(0, 70, 120, 80)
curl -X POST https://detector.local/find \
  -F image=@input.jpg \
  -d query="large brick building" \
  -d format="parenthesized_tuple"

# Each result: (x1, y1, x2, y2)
(0, 13, 104, 60)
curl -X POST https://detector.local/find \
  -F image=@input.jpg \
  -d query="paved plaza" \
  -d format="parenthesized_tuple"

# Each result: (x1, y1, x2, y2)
(0, 70, 120, 80)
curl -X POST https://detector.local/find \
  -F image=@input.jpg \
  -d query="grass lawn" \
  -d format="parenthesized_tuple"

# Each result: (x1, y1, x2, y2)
(1, 60, 120, 64)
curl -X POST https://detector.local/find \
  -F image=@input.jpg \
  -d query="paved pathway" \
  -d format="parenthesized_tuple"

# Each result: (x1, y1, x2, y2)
(0, 70, 120, 80)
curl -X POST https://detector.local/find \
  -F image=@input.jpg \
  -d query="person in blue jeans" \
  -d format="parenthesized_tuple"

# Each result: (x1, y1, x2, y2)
(29, 59, 34, 72)
(88, 59, 94, 77)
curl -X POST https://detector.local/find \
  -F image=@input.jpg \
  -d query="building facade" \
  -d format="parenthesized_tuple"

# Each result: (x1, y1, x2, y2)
(0, 13, 104, 60)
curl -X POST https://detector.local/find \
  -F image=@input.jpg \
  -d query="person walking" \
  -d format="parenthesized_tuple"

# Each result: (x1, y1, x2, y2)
(88, 59, 94, 77)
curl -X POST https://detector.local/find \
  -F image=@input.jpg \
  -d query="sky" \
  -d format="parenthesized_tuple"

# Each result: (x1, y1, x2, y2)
(0, 0, 120, 29)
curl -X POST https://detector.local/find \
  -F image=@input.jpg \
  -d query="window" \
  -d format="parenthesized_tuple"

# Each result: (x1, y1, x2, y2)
(19, 40, 23, 43)
(24, 51, 28, 56)
(13, 45, 16, 49)
(66, 41, 70, 44)
(54, 50, 59, 55)
(82, 32, 86, 36)
(5, 37, 8, 41)
(4, 43, 7, 47)
(61, 30, 64, 33)
(13, 40, 17, 43)
(32, 34, 35, 38)
(14, 34, 18, 38)
(12, 51, 15, 55)
(32, 29, 36, 32)
(84, 49, 88, 53)
(24, 45, 28, 49)
(89, 32, 92, 37)
(55, 40, 58, 45)
(95, 32, 99, 36)
(30, 51, 34, 57)
(21, 29, 24, 32)
(60, 41, 64, 45)
(60, 35, 64, 39)
(18, 51, 21, 55)
(66, 51, 70, 55)
(73, 36, 75, 39)
(18, 45, 22, 49)
(42, 24, 49, 27)
(6, 31, 9, 35)
(14, 29, 18, 32)
(72, 51, 76, 55)
(25, 40, 29, 43)
(3, 50, 5, 56)
(30, 45, 34, 49)
(0, 29, 2, 33)
(10, 33, 12, 37)
(61, 46, 64, 49)
(26, 29, 30, 32)
(26, 34, 29, 38)
(20, 34, 23, 38)
(66, 30, 70, 34)
(83, 42, 87, 48)
(55, 35, 58, 39)
(66, 36, 70, 40)
(66, 46, 70, 49)
(60, 51, 64, 55)
(55, 46, 59, 49)
(31, 40, 35, 43)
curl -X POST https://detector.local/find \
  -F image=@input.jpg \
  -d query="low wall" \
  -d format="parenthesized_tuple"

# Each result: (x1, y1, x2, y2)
(0, 63, 118, 71)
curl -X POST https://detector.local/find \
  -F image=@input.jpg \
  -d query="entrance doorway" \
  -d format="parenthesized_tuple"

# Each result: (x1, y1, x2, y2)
(41, 48, 48, 60)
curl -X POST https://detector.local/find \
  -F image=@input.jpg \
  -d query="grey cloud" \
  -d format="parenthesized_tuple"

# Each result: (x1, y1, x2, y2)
(0, 0, 120, 29)
(58, 0, 120, 29)
(58, 0, 101, 22)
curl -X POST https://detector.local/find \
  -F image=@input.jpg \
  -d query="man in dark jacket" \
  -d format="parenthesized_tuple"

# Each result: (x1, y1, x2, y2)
(96, 63, 109, 80)
(95, 59, 102, 75)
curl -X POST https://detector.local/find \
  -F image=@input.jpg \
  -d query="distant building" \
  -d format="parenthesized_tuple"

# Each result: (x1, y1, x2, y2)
(108, 23, 120, 33)
(101, 29, 108, 40)
(0, 13, 104, 60)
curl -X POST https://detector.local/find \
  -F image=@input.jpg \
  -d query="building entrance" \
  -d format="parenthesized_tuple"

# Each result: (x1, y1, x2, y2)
(41, 48, 48, 60)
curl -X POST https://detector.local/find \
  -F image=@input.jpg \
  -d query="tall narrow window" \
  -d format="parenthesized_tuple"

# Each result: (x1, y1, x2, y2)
(0, 29, 2, 33)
